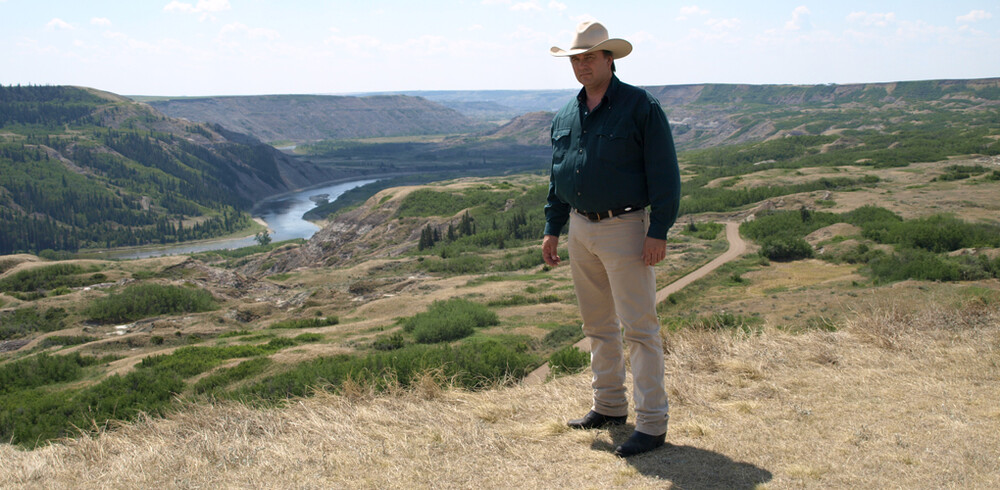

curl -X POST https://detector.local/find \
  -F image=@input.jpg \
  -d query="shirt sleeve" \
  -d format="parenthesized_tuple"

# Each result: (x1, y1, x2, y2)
(544, 166, 571, 237)
(642, 98, 682, 240)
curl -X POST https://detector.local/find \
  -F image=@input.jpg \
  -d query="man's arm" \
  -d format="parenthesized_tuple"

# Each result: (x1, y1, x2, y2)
(642, 98, 681, 241)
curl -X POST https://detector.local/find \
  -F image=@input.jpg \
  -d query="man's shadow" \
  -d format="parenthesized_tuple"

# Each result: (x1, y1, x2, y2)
(592, 426, 772, 489)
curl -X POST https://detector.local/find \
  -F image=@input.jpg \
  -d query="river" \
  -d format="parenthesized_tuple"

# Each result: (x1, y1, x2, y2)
(106, 179, 377, 260)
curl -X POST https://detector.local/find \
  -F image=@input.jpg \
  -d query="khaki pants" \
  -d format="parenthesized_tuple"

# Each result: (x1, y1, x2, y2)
(567, 210, 668, 436)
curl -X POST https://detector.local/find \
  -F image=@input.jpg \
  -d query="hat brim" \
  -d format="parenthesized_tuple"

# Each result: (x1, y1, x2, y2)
(550, 38, 632, 59)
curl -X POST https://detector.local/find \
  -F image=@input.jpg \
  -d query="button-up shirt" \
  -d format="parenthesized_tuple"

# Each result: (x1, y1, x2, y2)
(544, 75, 681, 240)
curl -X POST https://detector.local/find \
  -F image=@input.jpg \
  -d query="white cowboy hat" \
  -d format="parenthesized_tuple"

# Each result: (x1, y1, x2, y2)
(550, 21, 632, 59)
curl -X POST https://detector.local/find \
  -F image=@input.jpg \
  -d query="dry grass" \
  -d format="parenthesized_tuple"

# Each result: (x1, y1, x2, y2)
(2, 295, 998, 489)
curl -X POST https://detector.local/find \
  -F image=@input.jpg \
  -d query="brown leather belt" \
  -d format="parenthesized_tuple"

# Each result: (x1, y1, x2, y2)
(575, 206, 641, 222)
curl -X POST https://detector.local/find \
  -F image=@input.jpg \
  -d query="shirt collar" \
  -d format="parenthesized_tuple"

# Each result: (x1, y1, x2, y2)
(576, 75, 621, 107)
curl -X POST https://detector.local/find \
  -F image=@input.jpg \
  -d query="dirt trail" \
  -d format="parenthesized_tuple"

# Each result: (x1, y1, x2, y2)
(523, 222, 746, 384)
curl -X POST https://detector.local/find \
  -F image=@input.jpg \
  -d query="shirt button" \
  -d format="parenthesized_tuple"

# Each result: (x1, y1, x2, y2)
(577, 192, 581, 196)
(576, 169, 580, 173)
(578, 149, 583, 154)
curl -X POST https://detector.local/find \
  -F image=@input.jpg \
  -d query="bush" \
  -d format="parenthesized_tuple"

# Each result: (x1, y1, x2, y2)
(293, 333, 324, 343)
(371, 332, 405, 351)
(0, 307, 68, 340)
(0, 264, 105, 294)
(542, 324, 583, 348)
(267, 317, 339, 329)
(0, 353, 109, 395)
(759, 236, 814, 261)
(84, 284, 217, 323)
(681, 221, 724, 240)
(867, 249, 971, 282)
(235, 338, 539, 402)
(193, 358, 273, 395)
(402, 298, 499, 344)
(548, 346, 589, 375)
(38, 335, 98, 348)
(664, 313, 764, 334)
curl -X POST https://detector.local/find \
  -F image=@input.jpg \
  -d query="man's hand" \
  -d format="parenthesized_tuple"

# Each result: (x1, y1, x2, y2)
(642, 236, 667, 266)
(542, 234, 561, 267)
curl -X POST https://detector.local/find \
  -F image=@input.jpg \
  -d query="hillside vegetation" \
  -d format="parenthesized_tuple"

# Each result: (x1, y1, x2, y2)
(0, 85, 352, 255)
(2, 294, 997, 488)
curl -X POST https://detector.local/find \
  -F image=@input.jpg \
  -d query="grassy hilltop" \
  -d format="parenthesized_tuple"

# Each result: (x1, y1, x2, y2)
(1, 77, 1000, 487)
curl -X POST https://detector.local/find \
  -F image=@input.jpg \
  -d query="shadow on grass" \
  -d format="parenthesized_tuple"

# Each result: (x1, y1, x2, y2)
(591, 425, 773, 489)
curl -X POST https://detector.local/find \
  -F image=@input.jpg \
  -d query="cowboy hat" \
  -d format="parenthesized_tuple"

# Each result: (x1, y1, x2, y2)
(550, 21, 632, 59)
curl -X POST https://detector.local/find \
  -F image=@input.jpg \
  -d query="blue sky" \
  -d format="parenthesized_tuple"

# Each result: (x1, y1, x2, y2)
(1, 1, 997, 96)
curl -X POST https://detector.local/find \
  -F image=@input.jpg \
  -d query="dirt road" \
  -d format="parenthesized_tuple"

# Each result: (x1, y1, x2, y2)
(523, 221, 747, 384)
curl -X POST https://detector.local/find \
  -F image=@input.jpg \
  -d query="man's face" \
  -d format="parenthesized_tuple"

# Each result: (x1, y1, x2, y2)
(570, 51, 613, 89)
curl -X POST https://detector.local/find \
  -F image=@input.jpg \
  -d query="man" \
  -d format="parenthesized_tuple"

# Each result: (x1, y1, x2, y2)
(543, 21, 681, 457)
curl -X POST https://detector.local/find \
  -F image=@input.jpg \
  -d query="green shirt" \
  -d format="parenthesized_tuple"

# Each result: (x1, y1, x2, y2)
(544, 75, 681, 240)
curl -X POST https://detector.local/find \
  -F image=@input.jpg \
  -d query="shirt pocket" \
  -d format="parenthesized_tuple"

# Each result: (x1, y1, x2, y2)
(595, 120, 640, 172)
(551, 128, 572, 165)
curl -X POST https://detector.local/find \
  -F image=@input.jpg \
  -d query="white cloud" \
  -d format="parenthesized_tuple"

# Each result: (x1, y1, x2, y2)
(220, 22, 280, 40)
(46, 18, 74, 30)
(511, 1, 542, 11)
(91, 17, 112, 26)
(677, 5, 709, 21)
(957, 10, 992, 23)
(785, 6, 810, 31)
(706, 18, 741, 31)
(847, 11, 897, 28)
(324, 34, 384, 57)
(164, 0, 231, 20)
(548, 1, 567, 11)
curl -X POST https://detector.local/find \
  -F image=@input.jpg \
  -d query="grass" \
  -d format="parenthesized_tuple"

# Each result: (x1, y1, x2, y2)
(2, 159, 998, 483)
(1, 297, 997, 488)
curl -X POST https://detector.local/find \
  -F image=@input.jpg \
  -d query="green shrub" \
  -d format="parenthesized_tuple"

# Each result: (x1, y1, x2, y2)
(548, 346, 589, 375)
(235, 338, 539, 402)
(0, 353, 109, 395)
(402, 298, 499, 344)
(293, 333, 324, 343)
(487, 295, 533, 307)
(266, 337, 296, 349)
(371, 332, 405, 351)
(542, 324, 583, 348)
(867, 249, 972, 282)
(681, 221, 724, 240)
(0, 264, 106, 294)
(0, 307, 68, 340)
(419, 254, 488, 275)
(38, 335, 98, 348)
(193, 358, 273, 395)
(267, 316, 339, 329)
(664, 313, 763, 334)
(759, 236, 814, 261)
(873, 214, 1000, 253)
(84, 284, 217, 323)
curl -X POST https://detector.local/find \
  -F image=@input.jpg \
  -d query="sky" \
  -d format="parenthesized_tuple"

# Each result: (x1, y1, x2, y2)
(1, 1, 997, 96)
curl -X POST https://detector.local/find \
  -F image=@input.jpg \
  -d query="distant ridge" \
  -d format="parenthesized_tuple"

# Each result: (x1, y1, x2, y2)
(147, 94, 481, 143)
(425, 77, 1000, 151)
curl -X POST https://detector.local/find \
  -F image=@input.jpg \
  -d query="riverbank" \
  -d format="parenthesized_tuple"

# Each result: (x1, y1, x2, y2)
(78, 177, 380, 260)
(73, 219, 268, 260)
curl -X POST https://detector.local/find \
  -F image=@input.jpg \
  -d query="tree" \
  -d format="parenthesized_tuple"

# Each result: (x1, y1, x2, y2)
(255, 231, 272, 246)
